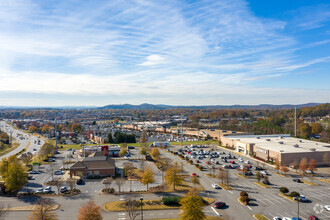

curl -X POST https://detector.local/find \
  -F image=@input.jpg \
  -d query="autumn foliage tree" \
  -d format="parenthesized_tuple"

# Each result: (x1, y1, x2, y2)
(179, 190, 206, 220)
(280, 166, 289, 174)
(274, 157, 280, 173)
(77, 200, 102, 220)
(299, 158, 308, 175)
(150, 147, 160, 160)
(308, 159, 317, 173)
(0, 155, 27, 193)
(140, 166, 155, 191)
(165, 166, 183, 191)
(190, 175, 200, 187)
(310, 123, 323, 134)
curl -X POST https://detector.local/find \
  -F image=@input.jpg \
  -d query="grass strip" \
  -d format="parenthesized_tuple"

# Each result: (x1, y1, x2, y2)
(302, 180, 318, 186)
(317, 178, 330, 183)
(254, 182, 271, 188)
(0, 143, 20, 157)
(278, 193, 296, 202)
(253, 214, 269, 220)
(236, 173, 248, 179)
(104, 197, 214, 212)
(217, 183, 234, 190)
(1, 205, 59, 211)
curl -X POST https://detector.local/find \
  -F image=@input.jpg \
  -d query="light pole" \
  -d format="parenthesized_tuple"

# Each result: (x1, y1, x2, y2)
(296, 196, 300, 219)
(140, 197, 144, 220)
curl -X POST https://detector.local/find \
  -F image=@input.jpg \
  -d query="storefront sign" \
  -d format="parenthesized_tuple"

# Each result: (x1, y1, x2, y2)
(256, 148, 267, 154)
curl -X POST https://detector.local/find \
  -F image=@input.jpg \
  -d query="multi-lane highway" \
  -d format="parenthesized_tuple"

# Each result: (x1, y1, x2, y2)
(0, 121, 45, 159)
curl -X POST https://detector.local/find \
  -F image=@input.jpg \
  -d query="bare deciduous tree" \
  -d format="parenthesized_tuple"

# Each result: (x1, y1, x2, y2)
(124, 199, 140, 220)
(66, 178, 76, 191)
(53, 178, 62, 194)
(115, 178, 125, 192)
(28, 199, 57, 220)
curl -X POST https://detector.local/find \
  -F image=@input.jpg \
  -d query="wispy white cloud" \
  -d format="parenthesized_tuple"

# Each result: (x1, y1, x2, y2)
(139, 54, 166, 66)
(0, 0, 328, 105)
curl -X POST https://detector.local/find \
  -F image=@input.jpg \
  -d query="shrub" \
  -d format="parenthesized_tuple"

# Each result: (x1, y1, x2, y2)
(280, 187, 289, 194)
(240, 191, 248, 197)
(289, 191, 300, 197)
(102, 188, 115, 193)
(240, 196, 250, 204)
(162, 196, 182, 206)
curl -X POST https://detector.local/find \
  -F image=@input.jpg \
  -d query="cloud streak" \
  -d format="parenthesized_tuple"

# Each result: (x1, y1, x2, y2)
(0, 0, 329, 105)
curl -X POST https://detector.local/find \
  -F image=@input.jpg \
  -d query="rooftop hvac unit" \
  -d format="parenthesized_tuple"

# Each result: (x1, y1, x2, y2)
(266, 139, 270, 141)
(256, 137, 260, 139)
(309, 148, 316, 151)
(278, 141, 284, 144)
(293, 144, 299, 148)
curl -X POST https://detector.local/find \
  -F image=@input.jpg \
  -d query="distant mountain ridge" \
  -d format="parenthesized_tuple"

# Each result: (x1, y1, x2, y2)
(99, 103, 324, 110)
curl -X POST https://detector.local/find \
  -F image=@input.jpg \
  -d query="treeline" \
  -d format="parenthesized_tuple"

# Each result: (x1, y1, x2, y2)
(106, 131, 136, 144)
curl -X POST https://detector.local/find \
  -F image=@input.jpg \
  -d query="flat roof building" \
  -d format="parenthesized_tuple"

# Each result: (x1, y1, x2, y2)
(221, 134, 330, 167)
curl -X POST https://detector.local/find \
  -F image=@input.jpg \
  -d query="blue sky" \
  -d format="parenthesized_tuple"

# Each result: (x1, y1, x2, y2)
(0, 0, 329, 106)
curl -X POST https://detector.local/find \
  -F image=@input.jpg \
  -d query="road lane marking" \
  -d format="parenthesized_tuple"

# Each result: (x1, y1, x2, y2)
(211, 207, 221, 216)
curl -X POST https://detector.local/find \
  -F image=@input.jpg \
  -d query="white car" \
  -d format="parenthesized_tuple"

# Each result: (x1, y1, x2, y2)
(35, 188, 43, 193)
(299, 195, 307, 202)
(324, 205, 330, 211)
(282, 218, 291, 220)
(212, 183, 220, 189)
(261, 170, 269, 175)
(244, 160, 250, 164)
(43, 186, 52, 193)
(273, 217, 282, 220)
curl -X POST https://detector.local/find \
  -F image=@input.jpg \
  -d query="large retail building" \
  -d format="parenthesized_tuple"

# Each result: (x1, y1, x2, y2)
(220, 134, 330, 166)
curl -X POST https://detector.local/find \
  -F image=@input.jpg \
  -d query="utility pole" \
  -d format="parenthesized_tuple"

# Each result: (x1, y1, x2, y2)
(181, 114, 183, 149)
(55, 119, 58, 153)
(294, 107, 297, 137)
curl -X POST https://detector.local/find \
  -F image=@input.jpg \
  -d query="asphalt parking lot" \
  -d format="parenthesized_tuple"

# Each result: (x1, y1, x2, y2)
(169, 144, 330, 220)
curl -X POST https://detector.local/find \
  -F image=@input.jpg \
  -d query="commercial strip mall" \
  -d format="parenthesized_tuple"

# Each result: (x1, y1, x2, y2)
(220, 134, 330, 166)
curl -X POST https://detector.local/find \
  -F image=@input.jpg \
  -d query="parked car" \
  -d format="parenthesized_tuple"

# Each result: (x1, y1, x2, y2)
(43, 186, 52, 193)
(291, 218, 302, 220)
(325, 205, 330, 211)
(229, 161, 235, 164)
(293, 178, 302, 183)
(67, 148, 72, 151)
(261, 171, 269, 175)
(293, 195, 307, 202)
(214, 202, 226, 208)
(192, 173, 197, 177)
(306, 170, 315, 174)
(29, 170, 40, 174)
(60, 186, 67, 193)
(244, 160, 250, 164)
(212, 183, 220, 189)
(262, 180, 270, 185)
(76, 179, 83, 185)
(273, 217, 282, 220)
(35, 188, 43, 193)
(308, 216, 319, 220)
(54, 170, 64, 175)
(28, 176, 33, 180)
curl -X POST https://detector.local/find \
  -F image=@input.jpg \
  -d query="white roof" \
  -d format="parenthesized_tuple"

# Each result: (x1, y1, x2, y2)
(226, 134, 330, 153)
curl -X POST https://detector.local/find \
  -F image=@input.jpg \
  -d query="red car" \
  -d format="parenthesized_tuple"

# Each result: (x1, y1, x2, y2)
(308, 216, 319, 220)
(214, 202, 226, 208)
(205, 161, 209, 164)
(229, 161, 235, 164)
(192, 173, 197, 176)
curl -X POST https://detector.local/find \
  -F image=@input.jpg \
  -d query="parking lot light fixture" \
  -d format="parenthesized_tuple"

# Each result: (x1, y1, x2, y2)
(140, 197, 144, 220)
